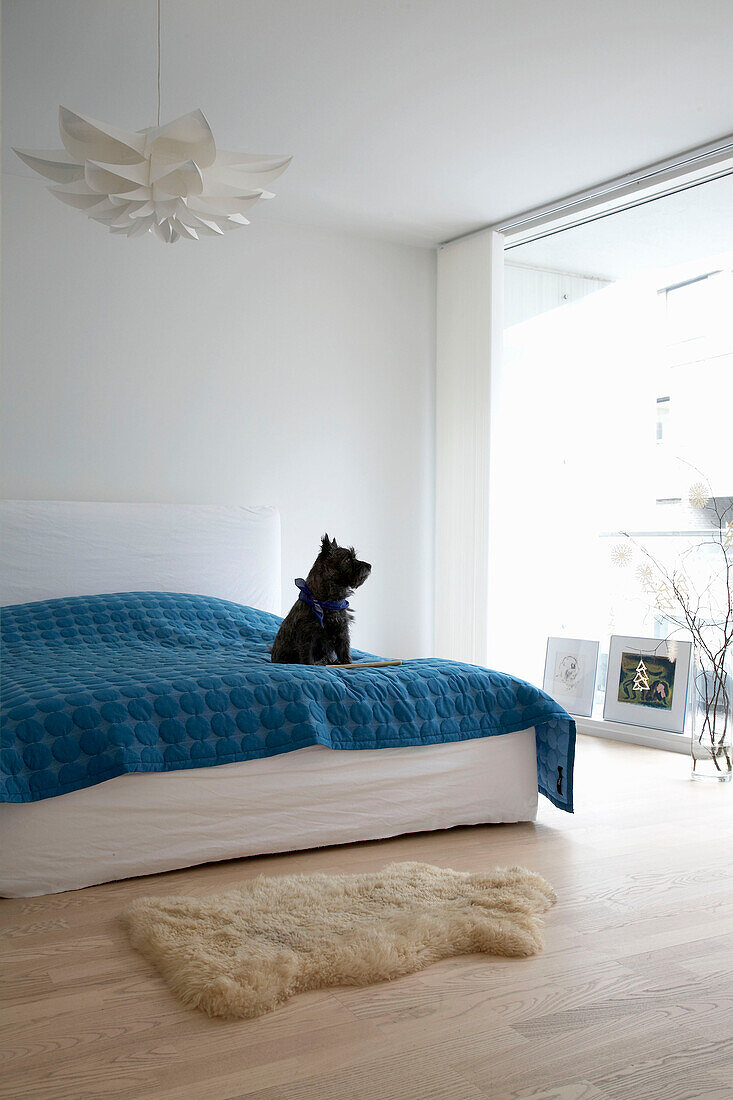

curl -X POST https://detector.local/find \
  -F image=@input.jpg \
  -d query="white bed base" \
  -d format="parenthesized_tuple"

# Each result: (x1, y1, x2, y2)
(0, 734, 537, 897)
(0, 501, 538, 897)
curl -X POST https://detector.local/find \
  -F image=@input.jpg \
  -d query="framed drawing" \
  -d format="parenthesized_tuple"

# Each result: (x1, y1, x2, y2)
(543, 638, 599, 717)
(603, 634, 692, 733)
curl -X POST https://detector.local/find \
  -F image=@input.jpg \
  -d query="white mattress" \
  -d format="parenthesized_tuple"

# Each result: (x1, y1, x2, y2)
(0, 730, 537, 897)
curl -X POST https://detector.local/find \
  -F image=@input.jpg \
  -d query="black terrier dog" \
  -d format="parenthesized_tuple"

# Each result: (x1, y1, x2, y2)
(271, 534, 371, 665)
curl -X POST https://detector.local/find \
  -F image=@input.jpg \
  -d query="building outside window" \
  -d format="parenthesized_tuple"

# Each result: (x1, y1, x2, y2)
(496, 248, 733, 736)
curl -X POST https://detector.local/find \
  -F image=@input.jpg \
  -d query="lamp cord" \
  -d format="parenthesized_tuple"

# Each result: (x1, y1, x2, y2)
(157, 0, 161, 125)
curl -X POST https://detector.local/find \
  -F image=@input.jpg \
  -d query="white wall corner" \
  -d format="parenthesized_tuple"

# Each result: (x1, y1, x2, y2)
(435, 229, 504, 665)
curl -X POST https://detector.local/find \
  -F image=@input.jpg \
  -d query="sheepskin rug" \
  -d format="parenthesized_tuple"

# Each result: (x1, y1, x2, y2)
(122, 862, 556, 1019)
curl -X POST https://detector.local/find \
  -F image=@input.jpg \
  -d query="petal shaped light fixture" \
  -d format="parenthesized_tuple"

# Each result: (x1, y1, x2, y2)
(14, 108, 292, 243)
(12, 2, 291, 243)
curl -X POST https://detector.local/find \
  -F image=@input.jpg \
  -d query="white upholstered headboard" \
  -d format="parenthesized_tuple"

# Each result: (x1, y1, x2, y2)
(0, 501, 281, 613)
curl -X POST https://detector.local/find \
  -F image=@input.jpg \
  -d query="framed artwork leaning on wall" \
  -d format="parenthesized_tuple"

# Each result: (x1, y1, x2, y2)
(543, 638, 599, 717)
(603, 634, 692, 734)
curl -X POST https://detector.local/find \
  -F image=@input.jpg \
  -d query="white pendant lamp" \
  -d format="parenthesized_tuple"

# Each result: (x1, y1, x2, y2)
(13, 2, 291, 243)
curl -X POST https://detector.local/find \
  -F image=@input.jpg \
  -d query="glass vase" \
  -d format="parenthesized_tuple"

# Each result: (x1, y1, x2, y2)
(690, 644, 732, 782)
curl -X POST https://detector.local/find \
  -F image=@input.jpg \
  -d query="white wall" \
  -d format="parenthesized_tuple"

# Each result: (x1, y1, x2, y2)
(1, 174, 436, 657)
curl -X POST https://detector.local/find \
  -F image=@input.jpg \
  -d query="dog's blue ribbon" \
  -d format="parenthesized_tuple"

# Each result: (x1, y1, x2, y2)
(294, 578, 349, 628)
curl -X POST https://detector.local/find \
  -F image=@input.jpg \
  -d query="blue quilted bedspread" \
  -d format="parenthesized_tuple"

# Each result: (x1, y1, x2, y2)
(1, 592, 575, 810)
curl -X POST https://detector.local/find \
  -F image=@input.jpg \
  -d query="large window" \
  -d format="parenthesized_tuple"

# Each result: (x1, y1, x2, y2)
(495, 180, 733, 735)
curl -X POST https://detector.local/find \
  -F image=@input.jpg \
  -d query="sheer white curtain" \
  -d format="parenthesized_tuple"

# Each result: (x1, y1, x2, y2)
(435, 230, 503, 664)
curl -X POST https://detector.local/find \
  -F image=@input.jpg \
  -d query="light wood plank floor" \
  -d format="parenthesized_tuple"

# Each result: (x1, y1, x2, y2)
(2, 736, 732, 1100)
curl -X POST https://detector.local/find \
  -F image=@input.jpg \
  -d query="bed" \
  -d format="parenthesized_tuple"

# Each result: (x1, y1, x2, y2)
(0, 501, 575, 897)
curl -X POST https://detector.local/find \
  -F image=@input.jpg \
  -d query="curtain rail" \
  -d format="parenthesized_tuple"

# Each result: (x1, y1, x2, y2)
(442, 131, 733, 250)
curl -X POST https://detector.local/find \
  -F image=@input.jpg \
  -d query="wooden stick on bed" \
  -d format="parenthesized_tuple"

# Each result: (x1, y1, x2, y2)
(331, 660, 403, 669)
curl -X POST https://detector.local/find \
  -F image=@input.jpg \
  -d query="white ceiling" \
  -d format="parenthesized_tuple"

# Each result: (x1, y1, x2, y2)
(4, 0, 733, 247)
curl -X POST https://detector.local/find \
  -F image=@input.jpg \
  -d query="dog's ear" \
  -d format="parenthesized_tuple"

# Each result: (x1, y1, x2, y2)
(321, 533, 334, 554)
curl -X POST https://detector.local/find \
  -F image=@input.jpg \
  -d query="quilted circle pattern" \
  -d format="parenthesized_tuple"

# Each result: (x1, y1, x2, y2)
(0, 592, 574, 809)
